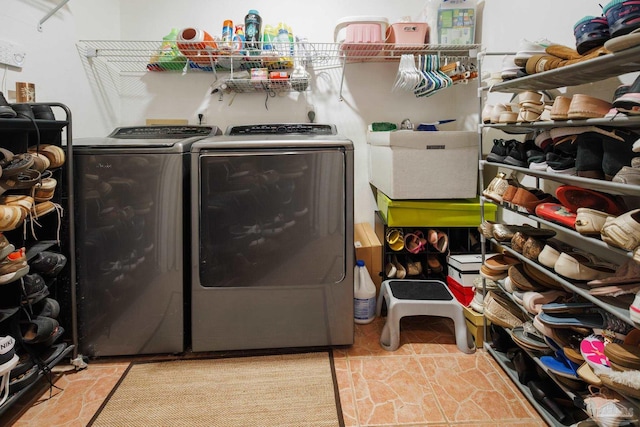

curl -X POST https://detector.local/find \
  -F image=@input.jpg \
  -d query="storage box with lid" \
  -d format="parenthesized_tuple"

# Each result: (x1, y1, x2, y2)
(386, 22, 430, 47)
(376, 191, 496, 227)
(367, 129, 478, 200)
(447, 253, 493, 287)
(334, 16, 388, 57)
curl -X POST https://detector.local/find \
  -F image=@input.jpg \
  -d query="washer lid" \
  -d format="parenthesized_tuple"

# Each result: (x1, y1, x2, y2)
(226, 123, 336, 136)
(109, 125, 220, 140)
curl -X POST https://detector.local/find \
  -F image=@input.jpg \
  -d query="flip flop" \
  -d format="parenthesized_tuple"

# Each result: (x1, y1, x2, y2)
(522, 290, 568, 315)
(538, 311, 607, 329)
(580, 335, 611, 370)
(555, 185, 627, 216)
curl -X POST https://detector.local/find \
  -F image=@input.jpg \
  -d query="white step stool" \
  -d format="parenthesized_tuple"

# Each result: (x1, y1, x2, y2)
(376, 279, 475, 354)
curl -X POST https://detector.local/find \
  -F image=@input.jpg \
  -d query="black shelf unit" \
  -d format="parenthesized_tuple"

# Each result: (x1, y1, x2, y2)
(0, 103, 77, 416)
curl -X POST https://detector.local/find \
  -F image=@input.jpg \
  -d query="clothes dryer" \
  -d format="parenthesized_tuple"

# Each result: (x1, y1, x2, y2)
(191, 124, 354, 352)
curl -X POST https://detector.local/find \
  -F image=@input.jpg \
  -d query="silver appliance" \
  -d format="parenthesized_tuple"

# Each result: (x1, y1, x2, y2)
(73, 125, 220, 357)
(190, 123, 354, 352)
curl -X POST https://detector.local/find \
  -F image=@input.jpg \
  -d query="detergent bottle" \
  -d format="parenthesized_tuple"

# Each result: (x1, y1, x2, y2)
(274, 22, 293, 67)
(158, 28, 186, 71)
(354, 260, 376, 324)
(262, 24, 277, 51)
(244, 9, 262, 52)
(233, 25, 246, 55)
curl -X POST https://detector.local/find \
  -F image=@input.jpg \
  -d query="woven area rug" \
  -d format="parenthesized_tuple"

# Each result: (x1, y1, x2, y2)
(89, 351, 343, 427)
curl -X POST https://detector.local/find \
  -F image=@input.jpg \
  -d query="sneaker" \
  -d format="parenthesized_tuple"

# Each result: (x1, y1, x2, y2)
(0, 234, 14, 260)
(0, 335, 16, 366)
(0, 248, 28, 285)
(613, 74, 640, 115)
(30, 251, 67, 277)
(0, 92, 16, 118)
(514, 38, 553, 67)
(20, 273, 49, 305)
(574, 16, 611, 55)
(583, 391, 637, 427)
(33, 297, 60, 319)
(504, 140, 535, 168)
(486, 138, 516, 164)
(604, 0, 640, 37)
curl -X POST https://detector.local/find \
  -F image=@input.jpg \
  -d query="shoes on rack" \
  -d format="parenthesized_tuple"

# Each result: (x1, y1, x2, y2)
(574, 15, 611, 55)
(604, 0, 640, 37)
(0, 234, 15, 260)
(32, 175, 57, 202)
(545, 151, 577, 175)
(602, 128, 640, 180)
(514, 38, 553, 67)
(28, 144, 65, 169)
(0, 248, 29, 285)
(21, 273, 49, 305)
(555, 185, 627, 215)
(391, 255, 406, 279)
(511, 186, 557, 214)
(0, 148, 34, 178)
(612, 165, 640, 184)
(486, 138, 516, 163)
(550, 96, 572, 121)
(504, 139, 535, 168)
(600, 209, 640, 251)
(427, 229, 448, 253)
(32, 297, 60, 319)
(0, 168, 41, 197)
(553, 251, 617, 282)
(385, 228, 404, 251)
(613, 73, 640, 115)
(575, 207, 610, 235)
(19, 315, 60, 345)
(484, 253, 520, 271)
(535, 203, 578, 229)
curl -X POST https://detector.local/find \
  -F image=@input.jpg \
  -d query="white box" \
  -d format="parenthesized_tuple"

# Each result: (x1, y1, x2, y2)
(447, 253, 497, 287)
(367, 130, 478, 199)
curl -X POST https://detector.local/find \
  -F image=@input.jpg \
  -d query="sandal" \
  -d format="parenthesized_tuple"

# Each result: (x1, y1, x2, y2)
(404, 233, 425, 254)
(0, 168, 41, 196)
(0, 149, 34, 178)
(385, 228, 404, 251)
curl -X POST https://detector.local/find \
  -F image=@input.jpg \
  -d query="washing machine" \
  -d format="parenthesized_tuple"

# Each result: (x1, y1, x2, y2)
(190, 123, 354, 352)
(73, 125, 220, 357)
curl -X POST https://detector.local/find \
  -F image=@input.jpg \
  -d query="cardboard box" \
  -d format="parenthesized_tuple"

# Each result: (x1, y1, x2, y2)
(354, 222, 383, 294)
(367, 130, 478, 200)
(376, 191, 496, 227)
(463, 305, 489, 348)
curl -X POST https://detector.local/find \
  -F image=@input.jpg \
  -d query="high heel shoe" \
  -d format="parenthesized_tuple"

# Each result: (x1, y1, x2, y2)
(392, 255, 406, 279)
(405, 232, 426, 254)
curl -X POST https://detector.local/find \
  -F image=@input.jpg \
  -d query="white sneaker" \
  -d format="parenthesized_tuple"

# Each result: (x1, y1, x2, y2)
(514, 38, 554, 67)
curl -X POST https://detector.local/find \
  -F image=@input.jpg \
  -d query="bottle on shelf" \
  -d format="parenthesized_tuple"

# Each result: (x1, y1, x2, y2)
(233, 25, 246, 55)
(262, 24, 276, 51)
(274, 22, 293, 68)
(221, 20, 234, 48)
(244, 9, 262, 53)
(354, 260, 377, 324)
(158, 28, 187, 71)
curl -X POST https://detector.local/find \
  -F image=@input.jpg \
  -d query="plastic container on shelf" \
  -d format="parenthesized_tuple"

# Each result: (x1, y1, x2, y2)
(176, 27, 218, 66)
(354, 260, 377, 324)
(273, 23, 293, 68)
(244, 9, 262, 53)
(221, 20, 234, 47)
(437, 0, 476, 45)
(233, 25, 246, 55)
(158, 28, 187, 71)
(262, 24, 276, 51)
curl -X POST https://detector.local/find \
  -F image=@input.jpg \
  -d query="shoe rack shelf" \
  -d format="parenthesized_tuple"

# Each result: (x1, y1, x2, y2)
(485, 45, 640, 92)
(0, 104, 78, 415)
(478, 47, 640, 424)
(374, 212, 486, 282)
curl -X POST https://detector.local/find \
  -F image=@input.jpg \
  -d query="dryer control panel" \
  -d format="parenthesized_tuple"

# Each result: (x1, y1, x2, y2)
(227, 123, 336, 136)
(109, 125, 220, 139)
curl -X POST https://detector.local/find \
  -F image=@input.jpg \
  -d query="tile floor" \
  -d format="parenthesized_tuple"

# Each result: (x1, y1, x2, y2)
(0, 316, 546, 427)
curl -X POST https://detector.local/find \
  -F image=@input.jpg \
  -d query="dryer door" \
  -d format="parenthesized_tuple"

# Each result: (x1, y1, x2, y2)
(197, 148, 348, 288)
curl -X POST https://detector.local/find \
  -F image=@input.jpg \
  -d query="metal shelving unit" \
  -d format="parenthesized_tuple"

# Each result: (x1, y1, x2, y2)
(77, 40, 480, 97)
(478, 46, 640, 425)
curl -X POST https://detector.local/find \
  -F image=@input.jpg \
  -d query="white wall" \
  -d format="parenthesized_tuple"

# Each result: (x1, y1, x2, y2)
(0, 0, 614, 226)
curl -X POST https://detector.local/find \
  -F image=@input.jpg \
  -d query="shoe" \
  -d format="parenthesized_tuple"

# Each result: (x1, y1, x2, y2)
(484, 253, 520, 271)
(385, 228, 404, 251)
(427, 229, 448, 253)
(575, 208, 610, 235)
(613, 73, 640, 115)
(523, 290, 568, 315)
(523, 236, 545, 261)
(631, 291, 640, 324)
(604, 342, 640, 370)
(508, 263, 546, 292)
(554, 251, 617, 281)
(514, 38, 552, 67)
(426, 254, 441, 273)
(612, 165, 640, 184)
(486, 138, 516, 163)
(512, 187, 556, 214)
(482, 171, 507, 202)
(535, 203, 578, 229)
(583, 390, 637, 427)
(480, 265, 508, 281)
(550, 96, 572, 120)
(0, 92, 16, 118)
(32, 176, 56, 202)
(538, 242, 562, 268)
(391, 255, 406, 279)
(30, 104, 55, 120)
(28, 144, 65, 169)
(20, 273, 49, 305)
(601, 209, 640, 251)
(0, 195, 34, 223)
(567, 94, 613, 119)
(19, 315, 59, 345)
(574, 15, 611, 55)
(545, 151, 576, 175)
(0, 234, 14, 260)
(12, 103, 34, 119)
(574, 133, 605, 180)
(0, 168, 41, 197)
(404, 232, 425, 254)
(0, 149, 34, 178)
(504, 140, 535, 168)
(385, 258, 397, 279)
(469, 287, 485, 313)
(0, 335, 16, 366)
(483, 291, 526, 329)
(0, 248, 28, 285)
(604, 0, 640, 37)
(33, 297, 60, 319)
(555, 185, 626, 215)
(601, 128, 640, 180)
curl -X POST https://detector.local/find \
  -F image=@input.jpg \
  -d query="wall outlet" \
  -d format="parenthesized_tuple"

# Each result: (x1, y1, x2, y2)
(0, 40, 26, 68)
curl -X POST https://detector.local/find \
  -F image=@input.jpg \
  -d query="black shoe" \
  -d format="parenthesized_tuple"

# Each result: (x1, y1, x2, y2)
(29, 251, 67, 277)
(0, 92, 16, 118)
(31, 104, 55, 120)
(487, 139, 516, 164)
(546, 151, 576, 173)
(504, 139, 534, 168)
(602, 128, 640, 180)
(21, 273, 49, 305)
(11, 103, 34, 120)
(575, 133, 605, 180)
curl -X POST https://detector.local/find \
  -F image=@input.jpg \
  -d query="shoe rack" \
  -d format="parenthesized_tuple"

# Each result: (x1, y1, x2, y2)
(374, 211, 486, 283)
(0, 104, 77, 415)
(478, 48, 640, 426)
